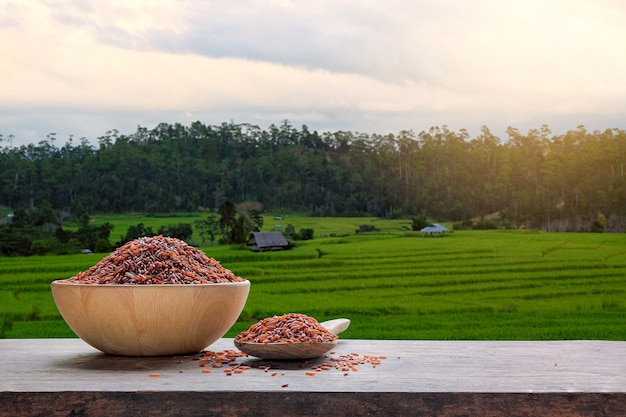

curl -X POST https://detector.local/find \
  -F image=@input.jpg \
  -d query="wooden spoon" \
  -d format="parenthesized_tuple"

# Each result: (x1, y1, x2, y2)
(234, 318, 351, 360)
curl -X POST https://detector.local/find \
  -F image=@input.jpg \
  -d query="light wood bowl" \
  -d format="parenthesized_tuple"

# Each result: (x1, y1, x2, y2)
(51, 280, 250, 356)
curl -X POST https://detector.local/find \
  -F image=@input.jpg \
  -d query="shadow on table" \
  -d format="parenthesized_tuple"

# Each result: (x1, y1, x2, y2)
(54, 351, 332, 372)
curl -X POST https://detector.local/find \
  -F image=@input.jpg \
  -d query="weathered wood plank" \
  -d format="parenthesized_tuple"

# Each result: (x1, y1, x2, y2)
(3, 392, 626, 417)
(1, 338, 625, 416)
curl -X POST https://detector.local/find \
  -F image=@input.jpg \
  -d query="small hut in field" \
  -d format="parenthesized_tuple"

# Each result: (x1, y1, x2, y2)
(247, 232, 290, 252)
(420, 223, 449, 237)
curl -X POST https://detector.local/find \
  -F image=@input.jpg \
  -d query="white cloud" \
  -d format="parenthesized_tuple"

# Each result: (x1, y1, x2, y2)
(1, 0, 626, 146)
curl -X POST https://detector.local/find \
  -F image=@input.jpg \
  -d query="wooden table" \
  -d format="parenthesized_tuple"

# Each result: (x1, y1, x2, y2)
(1, 338, 625, 416)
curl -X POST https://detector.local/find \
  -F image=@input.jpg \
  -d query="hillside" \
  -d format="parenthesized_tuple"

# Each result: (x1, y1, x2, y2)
(1, 122, 625, 231)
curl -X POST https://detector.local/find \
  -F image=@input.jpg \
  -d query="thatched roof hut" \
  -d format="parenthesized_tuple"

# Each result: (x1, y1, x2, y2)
(247, 232, 290, 252)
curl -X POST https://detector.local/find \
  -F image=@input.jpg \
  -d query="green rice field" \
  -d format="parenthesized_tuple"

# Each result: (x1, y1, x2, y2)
(1, 216, 625, 341)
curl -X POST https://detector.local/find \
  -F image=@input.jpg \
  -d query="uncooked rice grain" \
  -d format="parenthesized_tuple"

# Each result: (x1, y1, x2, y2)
(65, 236, 245, 284)
(235, 313, 337, 344)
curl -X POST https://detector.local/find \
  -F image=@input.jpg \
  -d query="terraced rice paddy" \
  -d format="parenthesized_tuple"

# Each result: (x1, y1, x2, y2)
(1, 225, 625, 341)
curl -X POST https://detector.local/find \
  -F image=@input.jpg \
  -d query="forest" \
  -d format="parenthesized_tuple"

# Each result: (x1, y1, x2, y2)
(1, 121, 625, 232)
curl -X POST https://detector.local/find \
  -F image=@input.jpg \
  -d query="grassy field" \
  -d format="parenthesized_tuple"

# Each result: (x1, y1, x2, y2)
(79, 212, 412, 241)
(1, 215, 625, 341)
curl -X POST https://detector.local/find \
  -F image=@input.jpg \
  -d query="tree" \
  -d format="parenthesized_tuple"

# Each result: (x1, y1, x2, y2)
(411, 214, 429, 231)
(298, 228, 314, 240)
(249, 209, 264, 231)
(117, 223, 154, 246)
(2, 121, 626, 234)
(232, 214, 254, 244)
(218, 200, 237, 244)
(75, 221, 114, 252)
(158, 223, 193, 241)
(195, 213, 219, 246)
(284, 224, 296, 239)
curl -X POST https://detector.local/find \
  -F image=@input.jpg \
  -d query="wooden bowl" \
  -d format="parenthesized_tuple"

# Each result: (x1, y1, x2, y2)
(234, 339, 338, 360)
(51, 280, 250, 356)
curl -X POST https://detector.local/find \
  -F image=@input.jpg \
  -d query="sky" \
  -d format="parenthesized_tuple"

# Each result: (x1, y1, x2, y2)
(1, 0, 626, 147)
